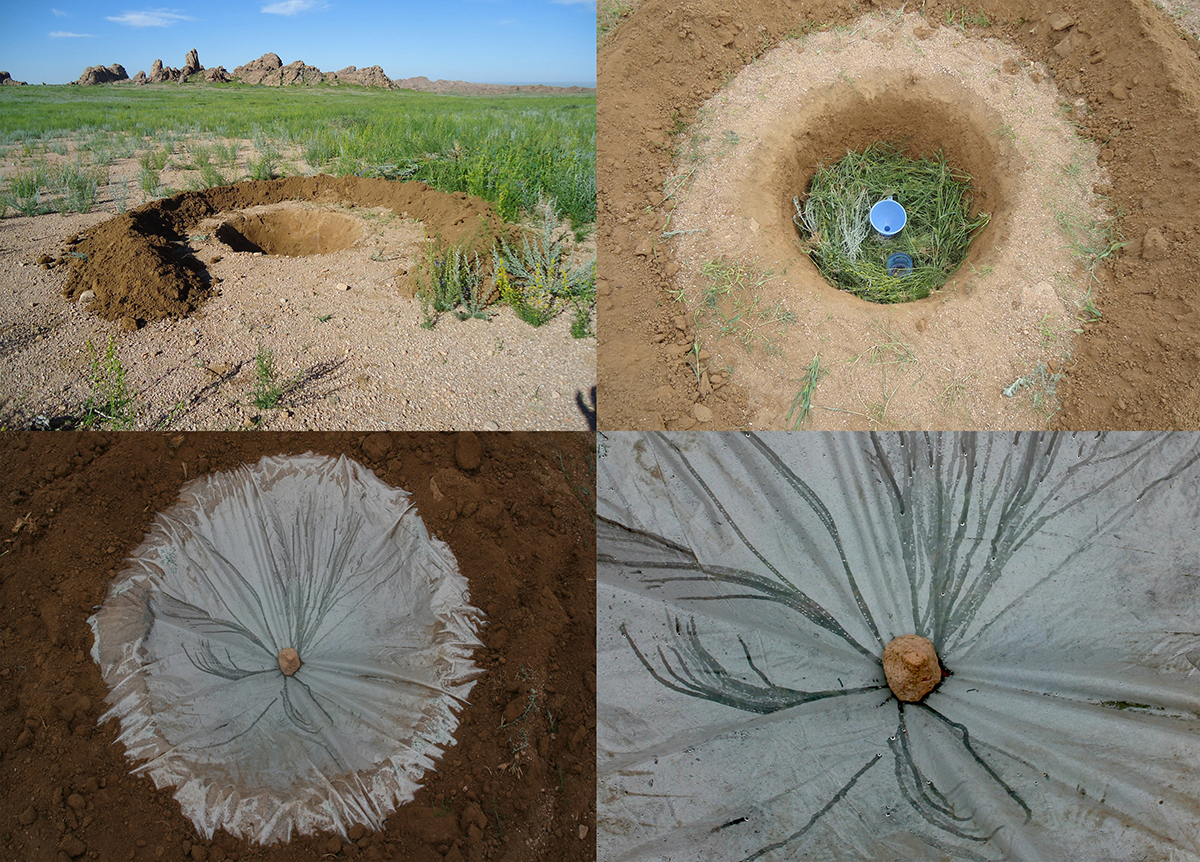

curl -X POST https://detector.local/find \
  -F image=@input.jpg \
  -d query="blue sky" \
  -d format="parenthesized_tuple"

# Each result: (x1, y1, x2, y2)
(0, 1, 596, 86)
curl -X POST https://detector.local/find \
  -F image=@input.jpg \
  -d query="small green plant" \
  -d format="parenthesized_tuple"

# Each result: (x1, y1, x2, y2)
(795, 143, 990, 302)
(248, 147, 280, 181)
(82, 337, 137, 429)
(494, 196, 595, 328)
(3, 167, 49, 217)
(696, 259, 793, 353)
(251, 345, 285, 409)
(787, 354, 823, 430)
(416, 236, 487, 327)
(55, 163, 105, 213)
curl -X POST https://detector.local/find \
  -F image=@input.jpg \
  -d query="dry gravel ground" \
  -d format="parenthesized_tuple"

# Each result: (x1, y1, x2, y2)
(0, 201, 595, 431)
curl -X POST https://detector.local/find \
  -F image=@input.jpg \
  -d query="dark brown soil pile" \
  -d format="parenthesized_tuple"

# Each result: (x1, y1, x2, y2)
(60, 176, 512, 325)
(598, 0, 1200, 430)
(0, 432, 596, 862)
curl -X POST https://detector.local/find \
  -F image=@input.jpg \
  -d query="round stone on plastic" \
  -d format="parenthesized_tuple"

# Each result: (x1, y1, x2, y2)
(883, 634, 942, 702)
(278, 647, 301, 676)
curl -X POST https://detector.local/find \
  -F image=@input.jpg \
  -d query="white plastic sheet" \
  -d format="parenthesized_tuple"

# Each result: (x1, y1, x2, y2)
(89, 453, 482, 843)
(597, 432, 1200, 861)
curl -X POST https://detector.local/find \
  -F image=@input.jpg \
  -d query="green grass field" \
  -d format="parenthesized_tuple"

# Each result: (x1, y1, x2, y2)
(0, 82, 595, 225)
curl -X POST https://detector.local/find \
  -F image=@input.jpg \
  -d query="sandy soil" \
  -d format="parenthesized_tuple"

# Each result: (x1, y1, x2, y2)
(0, 172, 595, 432)
(0, 431, 597, 862)
(660, 11, 1107, 429)
(597, 0, 1200, 430)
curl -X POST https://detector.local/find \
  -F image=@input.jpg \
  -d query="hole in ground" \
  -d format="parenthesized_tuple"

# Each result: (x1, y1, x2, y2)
(757, 71, 1019, 305)
(216, 209, 362, 256)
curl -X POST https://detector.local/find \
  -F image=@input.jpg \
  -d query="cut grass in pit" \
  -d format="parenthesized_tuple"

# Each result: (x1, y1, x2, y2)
(794, 143, 990, 303)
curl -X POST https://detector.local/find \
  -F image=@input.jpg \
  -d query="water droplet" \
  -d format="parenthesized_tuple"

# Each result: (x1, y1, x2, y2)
(889, 735, 897, 741)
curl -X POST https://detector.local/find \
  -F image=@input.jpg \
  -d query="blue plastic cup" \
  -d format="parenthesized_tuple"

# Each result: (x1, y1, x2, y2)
(870, 198, 907, 239)
(887, 252, 913, 277)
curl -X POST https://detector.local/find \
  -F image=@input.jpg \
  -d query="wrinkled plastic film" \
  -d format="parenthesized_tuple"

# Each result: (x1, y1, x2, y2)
(597, 432, 1200, 862)
(90, 454, 483, 844)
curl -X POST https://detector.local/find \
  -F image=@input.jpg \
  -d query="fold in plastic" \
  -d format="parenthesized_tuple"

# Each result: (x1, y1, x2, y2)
(597, 432, 1200, 862)
(89, 454, 483, 844)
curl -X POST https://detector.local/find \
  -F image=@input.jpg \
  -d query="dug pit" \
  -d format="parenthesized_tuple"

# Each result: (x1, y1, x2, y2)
(215, 209, 362, 257)
(660, 11, 1110, 429)
(59, 176, 512, 323)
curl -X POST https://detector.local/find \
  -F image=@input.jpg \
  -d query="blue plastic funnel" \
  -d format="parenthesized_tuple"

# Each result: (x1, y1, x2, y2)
(870, 198, 907, 238)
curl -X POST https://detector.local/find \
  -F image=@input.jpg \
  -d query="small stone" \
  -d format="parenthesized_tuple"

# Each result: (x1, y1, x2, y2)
(673, 315, 687, 331)
(361, 432, 392, 463)
(1111, 82, 1128, 100)
(454, 432, 482, 471)
(348, 824, 366, 841)
(277, 647, 301, 676)
(119, 316, 139, 332)
(698, 372, 712, 397)
(482, 420, 500, 431)
(77, 290, 96, 306)
(325, 836, 343, 854)
(1141, 227, 1170, 261)
(337, 282, 350, 291)
(749, 218, 760, 232)
(58, 834, 86, 858)
(66, 793, 85, 810)
(18, 805, 36, 826)
(1047, 12, 1073, 30)
(579, 825, 589, 840)
(883, 634, 942, 702)
(692, 403, 713, 423)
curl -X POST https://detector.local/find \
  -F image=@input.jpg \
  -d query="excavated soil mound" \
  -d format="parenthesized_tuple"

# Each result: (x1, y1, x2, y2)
(598, 0, 1200, 430)
(60, 176, 511, 323)
(214, 209, 362, 256)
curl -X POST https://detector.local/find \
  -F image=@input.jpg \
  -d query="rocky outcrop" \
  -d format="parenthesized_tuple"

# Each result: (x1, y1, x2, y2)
(132, 70, 147, 85)
(148, 58, 182, 83)
(202, 66, 231, 83)
(0, 71, 27, 86)
(232, 52, 283, 84)
(75, 63, 128, 85)
(329, 65, 393, 88)
(182, 48, 201, 78)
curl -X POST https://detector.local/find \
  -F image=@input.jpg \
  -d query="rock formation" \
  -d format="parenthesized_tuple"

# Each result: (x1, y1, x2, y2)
(131, 70, 147, 85)
(182, 48, 201, 77)
(232, 52, 283, 84)
(203, 66, 232, 83)
(329, 65, 393, 88)
(75, 63, 128, 85)
(0, 71, 28, 86)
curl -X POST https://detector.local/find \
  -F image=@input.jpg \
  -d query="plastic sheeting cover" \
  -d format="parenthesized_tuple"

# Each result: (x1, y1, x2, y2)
(89, 453, 483, 844)
(597, 432, 1200, 862)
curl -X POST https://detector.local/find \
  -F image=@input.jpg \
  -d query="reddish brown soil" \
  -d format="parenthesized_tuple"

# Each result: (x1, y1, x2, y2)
(0, 432, 596, 862)
(597, 0, 1200, 430)
(59, 177, 514, 324)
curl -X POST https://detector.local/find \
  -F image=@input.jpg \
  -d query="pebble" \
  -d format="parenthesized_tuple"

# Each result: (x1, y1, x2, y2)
(337, 282, 350, 291)
(692, 403, 713, 423)
(77, 290, 95, 306)
(483, 420, 500, 431)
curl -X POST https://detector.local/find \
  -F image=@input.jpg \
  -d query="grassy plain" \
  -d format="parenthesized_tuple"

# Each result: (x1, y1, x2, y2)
(0, 82, 596, 225)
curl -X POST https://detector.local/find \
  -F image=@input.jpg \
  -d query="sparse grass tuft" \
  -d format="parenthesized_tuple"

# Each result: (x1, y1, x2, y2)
(696, 258, 794, 353)
(251, 345, 285, 409)
(787, 354, 823, 429)
(82, 337, 137, 429)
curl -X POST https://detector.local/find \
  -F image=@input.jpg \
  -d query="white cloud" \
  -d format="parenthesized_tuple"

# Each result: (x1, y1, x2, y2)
(50, 31, 96, 37)
(105, 9, 195, 27)
(52, 8, 69, 17)
(261, 0, 318, 15)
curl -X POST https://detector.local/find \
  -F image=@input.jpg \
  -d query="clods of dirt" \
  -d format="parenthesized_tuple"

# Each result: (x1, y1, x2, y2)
(59, 176, 512, 324)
